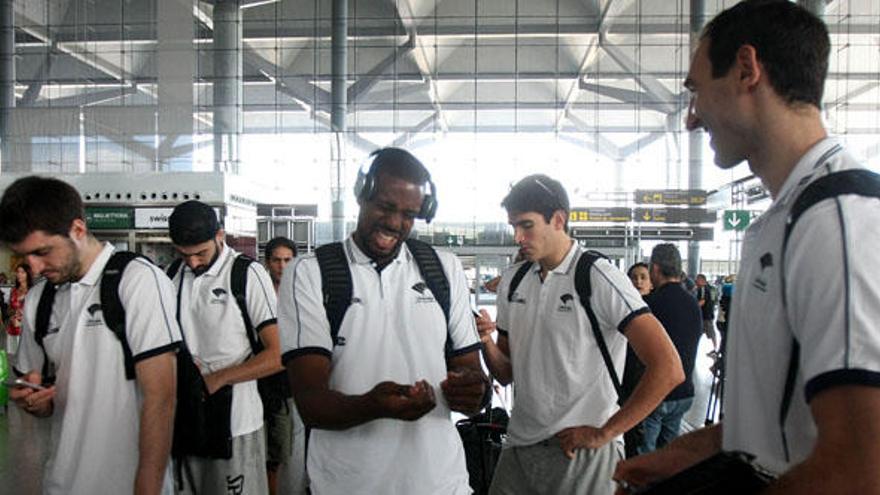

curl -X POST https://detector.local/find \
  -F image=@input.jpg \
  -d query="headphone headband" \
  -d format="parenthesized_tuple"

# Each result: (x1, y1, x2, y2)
(354, 149, 437, 223)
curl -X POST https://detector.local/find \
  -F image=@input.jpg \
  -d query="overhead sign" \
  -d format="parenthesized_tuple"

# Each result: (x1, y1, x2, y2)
(85, 207, 133, 230)
(569, 207, 632, 223)
(634, 207, 716, 224)
(723, 210, 751, 231)
(134, 207, 221, 230)
(634, 189, 707, 206)
(571, 226, 714, 242)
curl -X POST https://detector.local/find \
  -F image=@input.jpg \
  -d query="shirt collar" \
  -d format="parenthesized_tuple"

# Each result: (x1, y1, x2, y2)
(532, 240, 581, 276)
(772, 137, 843, 209)
(344, 235, 411, 267)
(77, 242, 115, 287)
(201, 242, 232, 278)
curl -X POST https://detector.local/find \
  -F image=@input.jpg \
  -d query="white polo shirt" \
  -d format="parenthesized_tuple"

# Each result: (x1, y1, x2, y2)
(15, 243, 181, 495)
(723, 138, 880, 474)
(172, 244, 277, 438)
(278, 237, 479, 495)
(496, 241, 649, 447)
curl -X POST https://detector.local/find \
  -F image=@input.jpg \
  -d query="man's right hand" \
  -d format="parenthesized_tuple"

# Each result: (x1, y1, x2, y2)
(475, 309, 496, 344)
(9, 372, 55, 417)
(367, 380, 436, 421)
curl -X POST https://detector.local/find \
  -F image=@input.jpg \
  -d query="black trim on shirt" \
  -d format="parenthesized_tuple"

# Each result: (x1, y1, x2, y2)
(497, 328, 509, 337)
(805, 368, 880, 403)
(447, 342, 482, 358)
(255, 318, 278, 334)
(282, 347, 332, 366)
(618, 307, 652, 334)
(133, 342, 181, 363)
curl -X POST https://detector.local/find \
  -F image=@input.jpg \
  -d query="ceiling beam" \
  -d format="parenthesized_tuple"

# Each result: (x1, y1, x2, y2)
(347, 34, 415, 104)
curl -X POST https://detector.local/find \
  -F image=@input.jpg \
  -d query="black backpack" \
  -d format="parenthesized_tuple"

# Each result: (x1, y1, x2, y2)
(166, 255, 291, 411)
(507, 250, 624, 404)
(34, 251, 144, 385)
(778, 168, 880, 462)
(314, 238, 452, 352)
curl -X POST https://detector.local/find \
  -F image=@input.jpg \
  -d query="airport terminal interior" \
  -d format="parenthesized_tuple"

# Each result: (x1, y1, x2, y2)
(0, 0, 878, 492)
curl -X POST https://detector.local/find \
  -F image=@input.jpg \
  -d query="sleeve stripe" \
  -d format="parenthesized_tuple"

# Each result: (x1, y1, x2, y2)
(289, 257, 308, 349)
(133, 342, 181, 363)
(283, 347, 332, 366)
(448, 342, 482, 358)
(255, 318, 278, 333)
(133, 259, 178, 343)
(248, 263, 277, 319)
(832, 195, 852, 367)
(617, 307, 652, 334)
(805, 368, 880, 403)
(594, 261, 639, 313)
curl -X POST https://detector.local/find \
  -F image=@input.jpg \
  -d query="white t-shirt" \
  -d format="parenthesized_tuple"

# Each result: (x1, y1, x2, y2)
(16, 244, 181, 495)
(172, 244, 277, 437)
(723, 138, 880, 474)
(278, 237, 479, 495)
(496, 241, 649, 446)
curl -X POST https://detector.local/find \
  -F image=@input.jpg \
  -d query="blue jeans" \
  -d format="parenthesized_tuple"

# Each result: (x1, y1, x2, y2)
(637, 397, 694, 455)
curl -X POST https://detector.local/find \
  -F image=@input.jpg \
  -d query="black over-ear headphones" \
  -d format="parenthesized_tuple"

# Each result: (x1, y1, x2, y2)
(354, 149, 438, 223)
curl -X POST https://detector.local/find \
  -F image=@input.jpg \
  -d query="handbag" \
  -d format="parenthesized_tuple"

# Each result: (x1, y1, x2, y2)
(638, 451, 775, 495)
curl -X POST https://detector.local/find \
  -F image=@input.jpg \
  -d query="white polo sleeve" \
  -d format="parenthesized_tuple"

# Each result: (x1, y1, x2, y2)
(118, 259, 182, 363)
(13, 283, 47, 374)
(494, 264, 519, 336)
(244, 262, 278, 332)
(439, 251, 480, 356)
(785, 196, 880, 403)
(279, 255, 334, 364)
(589, 258, 651, 337)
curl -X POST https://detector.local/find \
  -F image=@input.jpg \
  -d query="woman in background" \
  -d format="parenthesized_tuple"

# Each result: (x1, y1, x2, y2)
(7, 263, 32, 355)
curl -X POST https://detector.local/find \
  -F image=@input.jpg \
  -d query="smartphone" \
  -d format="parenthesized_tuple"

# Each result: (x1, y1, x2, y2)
(2, 378, 46, 391)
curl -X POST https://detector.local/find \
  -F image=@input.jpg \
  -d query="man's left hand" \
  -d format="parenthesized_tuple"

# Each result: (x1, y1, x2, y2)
(556, 425, 613, 459)
(441, 369, 488, 415)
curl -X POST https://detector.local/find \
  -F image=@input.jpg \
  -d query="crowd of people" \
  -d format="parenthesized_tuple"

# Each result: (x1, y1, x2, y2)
(2, 1, 880, 494)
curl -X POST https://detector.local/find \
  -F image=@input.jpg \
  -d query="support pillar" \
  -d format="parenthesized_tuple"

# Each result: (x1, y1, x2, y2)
(213, 0, 242, 174)
(330, 0, 348, 242)
(686, 0, 706, 277)
(0, 0, 14, 172)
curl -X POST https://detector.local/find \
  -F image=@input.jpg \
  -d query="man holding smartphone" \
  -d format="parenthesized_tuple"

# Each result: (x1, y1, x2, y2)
(0, 176, 181, 495)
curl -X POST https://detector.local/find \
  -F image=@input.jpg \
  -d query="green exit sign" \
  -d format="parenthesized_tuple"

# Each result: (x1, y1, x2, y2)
(723, 210, 750, 231)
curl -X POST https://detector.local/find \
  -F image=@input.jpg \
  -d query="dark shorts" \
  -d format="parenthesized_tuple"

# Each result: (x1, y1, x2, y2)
(265, 398, 294, 466)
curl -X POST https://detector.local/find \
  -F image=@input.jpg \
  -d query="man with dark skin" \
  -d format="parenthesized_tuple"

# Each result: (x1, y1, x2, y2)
(279, 148, 486, 494)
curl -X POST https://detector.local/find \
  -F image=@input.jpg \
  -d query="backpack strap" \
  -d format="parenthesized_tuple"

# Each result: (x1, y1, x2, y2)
(166, 258, 183, 279)
(315, 242, 352, 347)
(230, 254, 259, 353)
(574, 250, 624, 406)
(404, 238, 453, 354)
(779, 168, 880, 461)
(100, 251, 145, 381)
(507, 261, 533, 303)
(34, 281, 57, 385)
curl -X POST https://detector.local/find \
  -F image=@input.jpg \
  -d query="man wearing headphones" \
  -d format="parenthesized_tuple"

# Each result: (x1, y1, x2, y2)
(278, 148, 487, 494)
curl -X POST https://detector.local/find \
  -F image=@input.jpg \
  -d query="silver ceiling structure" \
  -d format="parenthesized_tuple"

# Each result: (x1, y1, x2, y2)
(3, 0, 877, 175)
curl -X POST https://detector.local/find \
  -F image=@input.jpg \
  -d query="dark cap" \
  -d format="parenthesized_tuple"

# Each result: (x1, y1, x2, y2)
(168, 200, 220, 246)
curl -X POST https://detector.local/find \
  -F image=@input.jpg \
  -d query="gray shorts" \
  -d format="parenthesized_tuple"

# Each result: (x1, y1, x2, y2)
(265, 398, 294, 466)
(175, 427, 268, 494)
(489, 437, 623, 495)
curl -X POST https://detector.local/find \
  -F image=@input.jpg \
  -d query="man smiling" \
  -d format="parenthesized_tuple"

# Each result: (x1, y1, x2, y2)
(278, 148, 487, 494)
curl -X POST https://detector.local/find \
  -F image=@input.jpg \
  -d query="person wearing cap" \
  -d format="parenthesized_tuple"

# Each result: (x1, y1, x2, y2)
(478, 174, 683, 494)
(167, 200, 281, 494)
(278, 148, 487, 494)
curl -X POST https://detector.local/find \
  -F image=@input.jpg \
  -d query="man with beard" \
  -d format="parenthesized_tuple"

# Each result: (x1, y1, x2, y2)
(168, 200, 282, 494)
(0, 176, 180, 494)
(278, 148, 487, 494)
(614, 1, 880, 493)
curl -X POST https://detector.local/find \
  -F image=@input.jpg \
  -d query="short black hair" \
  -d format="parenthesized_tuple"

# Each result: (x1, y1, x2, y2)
(651, 243, 682, 278)
(627, 262, 650, 278)
(501, 174, 570, 226)
(265, 236, 297, 260)
(703, 0, 830, 108)
(168, 200, 220, 246)
(0, 176, 85, 244)
(362, 147, 431, 198)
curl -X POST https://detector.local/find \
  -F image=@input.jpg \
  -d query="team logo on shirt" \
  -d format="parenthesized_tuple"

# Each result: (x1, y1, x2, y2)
(510, 292, 527, 304)
(211, 287, 228, 304)
(226, 474, 244, 494)
(85, 303, 104, 327)
(557, 293, 575, 312)
(412, 281, 436, 303)
(752, 252, 773, 292)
